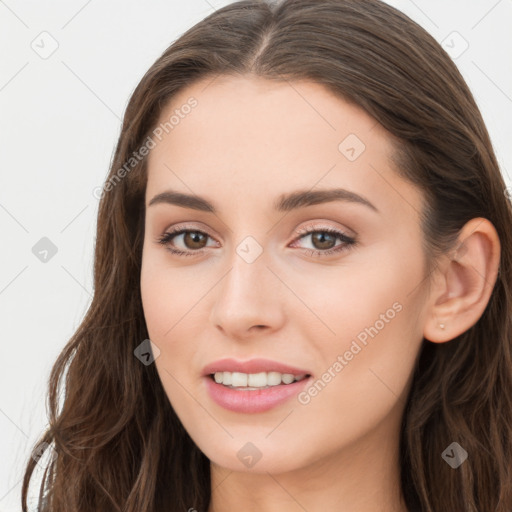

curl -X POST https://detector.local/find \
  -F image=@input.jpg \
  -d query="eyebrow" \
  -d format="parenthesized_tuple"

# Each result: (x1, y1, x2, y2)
(148, 188, 379, 213)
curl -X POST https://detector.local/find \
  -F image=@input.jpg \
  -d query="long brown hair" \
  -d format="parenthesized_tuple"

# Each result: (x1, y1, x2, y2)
(21, 1, 512, 510)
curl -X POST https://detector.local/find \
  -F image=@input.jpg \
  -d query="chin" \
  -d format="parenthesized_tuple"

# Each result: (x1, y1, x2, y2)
(193, 434, 314, 475)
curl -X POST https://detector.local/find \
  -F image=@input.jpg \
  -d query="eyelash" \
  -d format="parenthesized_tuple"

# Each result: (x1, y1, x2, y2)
(155, 224, 357, 258)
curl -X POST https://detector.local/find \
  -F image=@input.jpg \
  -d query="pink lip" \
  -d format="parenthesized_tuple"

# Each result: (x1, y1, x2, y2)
(201, 358, 313, 414)
(204, 375, 312, 413)
(201, 358, 311, 377)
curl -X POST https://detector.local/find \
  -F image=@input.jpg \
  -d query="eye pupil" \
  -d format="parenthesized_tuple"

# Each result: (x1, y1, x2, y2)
(185, 231, 207, 248)
(312, 232, 335, 249)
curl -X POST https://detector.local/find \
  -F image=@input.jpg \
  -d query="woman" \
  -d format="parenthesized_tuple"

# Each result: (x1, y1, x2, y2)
(21, 0, 512, 511)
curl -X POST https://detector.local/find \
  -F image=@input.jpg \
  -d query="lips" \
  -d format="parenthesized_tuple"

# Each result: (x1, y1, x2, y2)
(201, 358, 313, 413)
(201, 358, 312, 377)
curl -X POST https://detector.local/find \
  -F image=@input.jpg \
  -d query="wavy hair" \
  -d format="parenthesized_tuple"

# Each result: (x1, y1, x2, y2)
(21, 0, 512, 510)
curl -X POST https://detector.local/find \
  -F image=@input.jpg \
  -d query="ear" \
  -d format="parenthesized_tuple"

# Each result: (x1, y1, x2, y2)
(423, 217, 501, 343)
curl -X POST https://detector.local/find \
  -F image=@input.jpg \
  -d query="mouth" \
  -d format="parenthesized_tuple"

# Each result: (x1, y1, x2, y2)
(209, 371, 311, 390)
(203, 364, 313, 413)
(201, 358, 313, 412)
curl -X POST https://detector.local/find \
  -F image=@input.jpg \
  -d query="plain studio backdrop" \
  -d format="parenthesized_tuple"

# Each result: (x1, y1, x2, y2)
(0, 0, 511, 509)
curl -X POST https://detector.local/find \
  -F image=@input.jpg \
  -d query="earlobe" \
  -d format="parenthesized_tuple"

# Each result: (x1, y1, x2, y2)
(423, 217, 501, 344)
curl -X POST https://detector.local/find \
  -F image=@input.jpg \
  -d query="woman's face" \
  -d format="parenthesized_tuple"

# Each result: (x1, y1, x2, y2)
(140, 75, 430, 474)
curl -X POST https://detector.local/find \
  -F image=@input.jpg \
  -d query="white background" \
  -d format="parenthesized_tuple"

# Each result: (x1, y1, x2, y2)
(1, 0, 511, 510)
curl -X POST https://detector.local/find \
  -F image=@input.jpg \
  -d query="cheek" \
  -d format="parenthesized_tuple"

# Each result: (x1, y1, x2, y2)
(286, 246, 412, 351)
(140, 264, 195, 417)
(140, 250, 202, 387)
(140, 247, 193, 340)
(140, 261, 168, 340)
(300, 245, 422, 406)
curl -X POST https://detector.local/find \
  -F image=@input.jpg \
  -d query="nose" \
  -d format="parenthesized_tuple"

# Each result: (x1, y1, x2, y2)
(209, 248, 286, 341)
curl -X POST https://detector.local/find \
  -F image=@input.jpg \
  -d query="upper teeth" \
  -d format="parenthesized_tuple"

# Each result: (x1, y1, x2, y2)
(213, 371, 306, 388)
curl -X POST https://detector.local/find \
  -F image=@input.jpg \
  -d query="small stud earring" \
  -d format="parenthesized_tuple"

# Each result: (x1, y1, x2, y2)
(439, 323, 445, 329)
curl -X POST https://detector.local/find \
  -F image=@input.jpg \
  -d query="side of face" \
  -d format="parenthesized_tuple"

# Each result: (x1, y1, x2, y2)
(139, 75, 430, 474)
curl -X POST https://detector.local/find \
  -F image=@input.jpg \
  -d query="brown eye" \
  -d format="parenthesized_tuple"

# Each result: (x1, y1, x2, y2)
(156, 228, 215, 256)
(292, 226, 357, 257)
(182, 231, 208, 249)
(310, 232, 336, 250)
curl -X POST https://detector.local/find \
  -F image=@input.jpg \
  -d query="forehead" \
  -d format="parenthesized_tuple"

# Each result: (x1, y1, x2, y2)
(145, 75, 422, 221)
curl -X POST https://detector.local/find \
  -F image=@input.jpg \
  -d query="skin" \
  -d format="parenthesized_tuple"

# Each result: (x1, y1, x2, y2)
(140, 74, 501, 512)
